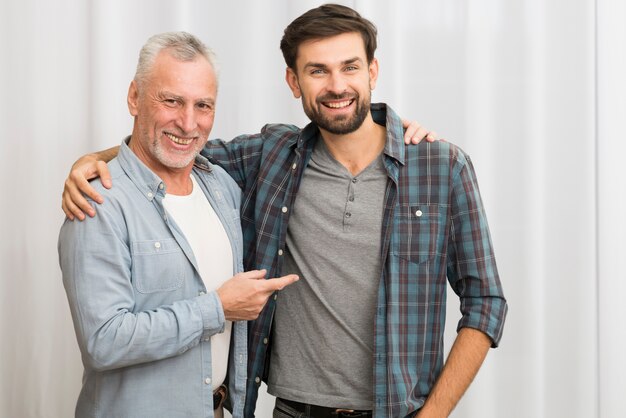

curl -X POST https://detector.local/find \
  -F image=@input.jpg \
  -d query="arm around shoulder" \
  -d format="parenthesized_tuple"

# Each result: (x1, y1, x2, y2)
(62, 145, 120, 220)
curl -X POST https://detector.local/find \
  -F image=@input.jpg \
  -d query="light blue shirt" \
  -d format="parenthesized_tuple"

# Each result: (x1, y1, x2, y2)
(58, 139, 247, 418)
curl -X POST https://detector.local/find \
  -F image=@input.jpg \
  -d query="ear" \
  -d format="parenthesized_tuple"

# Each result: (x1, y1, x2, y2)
(368, 57, 379, 91)
(127, 80, 139, 116)
(285, 67, 302, 99)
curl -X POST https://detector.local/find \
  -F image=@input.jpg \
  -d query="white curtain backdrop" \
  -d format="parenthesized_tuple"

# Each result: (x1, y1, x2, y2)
(1, 0, 624, 417)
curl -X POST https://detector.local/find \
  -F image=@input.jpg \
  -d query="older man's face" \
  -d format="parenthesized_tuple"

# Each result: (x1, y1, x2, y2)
(128, 50, 217, 172)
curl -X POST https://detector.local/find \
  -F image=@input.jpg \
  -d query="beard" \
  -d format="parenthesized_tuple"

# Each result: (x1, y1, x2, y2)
(152, 140, 199, 168)
(302, 91, 370, 135)
(146, 129, 204, 169)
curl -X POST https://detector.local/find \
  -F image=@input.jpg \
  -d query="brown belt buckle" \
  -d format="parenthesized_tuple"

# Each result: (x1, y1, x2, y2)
(213, 384, 228, 410)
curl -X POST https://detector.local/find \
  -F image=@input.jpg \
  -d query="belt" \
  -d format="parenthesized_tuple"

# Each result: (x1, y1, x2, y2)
(277, 398, 372, 418)
(213, 385, 227, 410)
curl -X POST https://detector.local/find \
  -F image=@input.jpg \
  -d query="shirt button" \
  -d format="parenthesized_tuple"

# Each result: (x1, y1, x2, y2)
(147, 192, 153, 198)
(154, 242, 161, 249)
(205, 377, 211, 385)
(278, 249, 283, 256)
(274, 294, 278, 300)
(255, 376, 261, 384)
(199, 291, 206, 295)
(345, 212, 351, 218)
(263, 338, 268, 345)
(352, 178, 357, 183)
(204, 337, 210, 342)
(159, 184, 164, 190)
(415, 210, 423, 217)
(281, 206, 288, 213)
(349, 196, 354, 202)
(292, 163, 297, 170)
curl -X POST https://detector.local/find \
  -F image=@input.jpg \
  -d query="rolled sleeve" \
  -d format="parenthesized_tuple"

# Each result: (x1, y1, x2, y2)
(447, 154, 507, 347)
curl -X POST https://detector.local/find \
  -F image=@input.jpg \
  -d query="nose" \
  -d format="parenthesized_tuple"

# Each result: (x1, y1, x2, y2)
(327, 72, 348, 95)
(178, 105, 197, 134)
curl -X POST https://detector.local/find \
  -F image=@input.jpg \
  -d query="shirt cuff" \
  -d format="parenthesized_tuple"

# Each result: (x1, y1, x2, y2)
(457, 296, 508, 347)
(197, 291, 226, 338)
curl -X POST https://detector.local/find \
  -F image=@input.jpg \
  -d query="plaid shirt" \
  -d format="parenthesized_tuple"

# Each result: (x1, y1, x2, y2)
(204, 103, 507, 417)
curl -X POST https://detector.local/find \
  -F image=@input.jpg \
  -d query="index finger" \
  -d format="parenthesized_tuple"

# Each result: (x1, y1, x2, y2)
(402, 120, 420, 144)
(71, 173, 104, 204)
(263, 274, 299, 291)
(96, 160, 113, 189)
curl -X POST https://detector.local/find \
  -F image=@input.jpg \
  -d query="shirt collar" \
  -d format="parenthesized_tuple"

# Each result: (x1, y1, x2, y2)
(293, 103, 406, 167)
(117, 136, 213, 202)
(371, 103, 406, 167)
(291, 122, 319, 150)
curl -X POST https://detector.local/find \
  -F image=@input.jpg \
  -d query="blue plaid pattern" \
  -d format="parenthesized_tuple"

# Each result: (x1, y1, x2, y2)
(203, 103, 507, 417)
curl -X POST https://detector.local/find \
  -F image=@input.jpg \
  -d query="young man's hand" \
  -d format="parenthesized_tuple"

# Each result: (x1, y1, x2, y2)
(62, 146, 119, 220)
(402, 119, 438, 144)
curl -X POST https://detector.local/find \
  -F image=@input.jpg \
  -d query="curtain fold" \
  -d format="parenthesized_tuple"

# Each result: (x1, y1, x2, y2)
(1, 1, 621, 417)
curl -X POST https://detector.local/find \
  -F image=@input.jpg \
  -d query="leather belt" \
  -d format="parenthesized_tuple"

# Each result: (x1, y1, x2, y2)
(213, 385, 227, 410)
(277, 398, 372, 418)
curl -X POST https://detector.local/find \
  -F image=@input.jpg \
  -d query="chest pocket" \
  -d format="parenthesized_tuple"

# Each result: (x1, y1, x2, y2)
(131, 238, 185, 293)
(394, 204, 442, 264)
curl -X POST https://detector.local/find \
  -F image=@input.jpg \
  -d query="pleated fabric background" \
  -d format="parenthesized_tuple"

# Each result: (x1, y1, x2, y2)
(1, 1, 624, 417)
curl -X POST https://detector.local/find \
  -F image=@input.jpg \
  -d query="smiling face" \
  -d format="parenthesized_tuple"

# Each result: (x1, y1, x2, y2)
(285, 32, 378, 136)
(127, 50, 217, 173)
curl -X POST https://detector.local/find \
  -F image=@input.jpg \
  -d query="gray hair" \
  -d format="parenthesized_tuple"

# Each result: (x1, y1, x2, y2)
(134, 31, 218, 89)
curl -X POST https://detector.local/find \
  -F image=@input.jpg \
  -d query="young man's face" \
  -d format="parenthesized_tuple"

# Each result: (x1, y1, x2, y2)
(127, 50, 217, 172)
(286, 32, 379, 135)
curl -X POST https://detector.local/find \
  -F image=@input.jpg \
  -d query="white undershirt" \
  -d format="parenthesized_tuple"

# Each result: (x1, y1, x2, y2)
(162, 175, 233, 390)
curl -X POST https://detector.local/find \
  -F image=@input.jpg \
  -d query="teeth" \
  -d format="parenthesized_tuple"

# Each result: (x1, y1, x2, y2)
(325, 100, 352, 109)
(166, 133, 193, 145)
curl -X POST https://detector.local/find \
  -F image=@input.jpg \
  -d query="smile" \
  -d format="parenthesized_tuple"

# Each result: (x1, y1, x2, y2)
(323, 99, 354, 109)
(165, 133, 194, 145)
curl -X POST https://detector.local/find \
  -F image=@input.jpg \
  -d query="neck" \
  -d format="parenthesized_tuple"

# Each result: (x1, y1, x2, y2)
(128, 137, 194, 196)
(319, 113, 386, 176)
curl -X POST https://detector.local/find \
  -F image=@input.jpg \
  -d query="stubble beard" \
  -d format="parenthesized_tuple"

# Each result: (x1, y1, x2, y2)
(303, 92, 370, 135)
(149, 130, 201, 169)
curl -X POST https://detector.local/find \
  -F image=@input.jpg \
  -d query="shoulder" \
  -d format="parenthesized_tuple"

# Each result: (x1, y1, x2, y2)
(260, 123, 301, 141)
(197, 164, 242, 204)
(86, 158, 127, 197)
(59, 161, 131, 242)
(84, 158, 140, 217)
(406, 140, 471, 167)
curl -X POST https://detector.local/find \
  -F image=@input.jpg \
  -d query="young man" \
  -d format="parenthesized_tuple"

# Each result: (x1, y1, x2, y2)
(62, 5, 506, 417)
(212, 6, 506, 417)
(58, 32, 298, 418)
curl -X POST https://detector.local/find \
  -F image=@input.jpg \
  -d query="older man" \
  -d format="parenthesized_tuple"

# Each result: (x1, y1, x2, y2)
(58, 32, 297, 418)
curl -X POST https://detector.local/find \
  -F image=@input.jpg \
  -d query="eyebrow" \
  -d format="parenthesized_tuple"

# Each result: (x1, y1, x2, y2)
(303, 56, 363, 70)
(160, 90, 214, 105)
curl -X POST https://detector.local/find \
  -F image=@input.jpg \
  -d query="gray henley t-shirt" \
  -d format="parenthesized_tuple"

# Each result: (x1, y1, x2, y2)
(267, 138, 387, 409)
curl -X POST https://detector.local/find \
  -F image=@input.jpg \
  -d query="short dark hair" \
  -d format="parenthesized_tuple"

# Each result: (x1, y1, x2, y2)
(280, 4, 378, 70)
